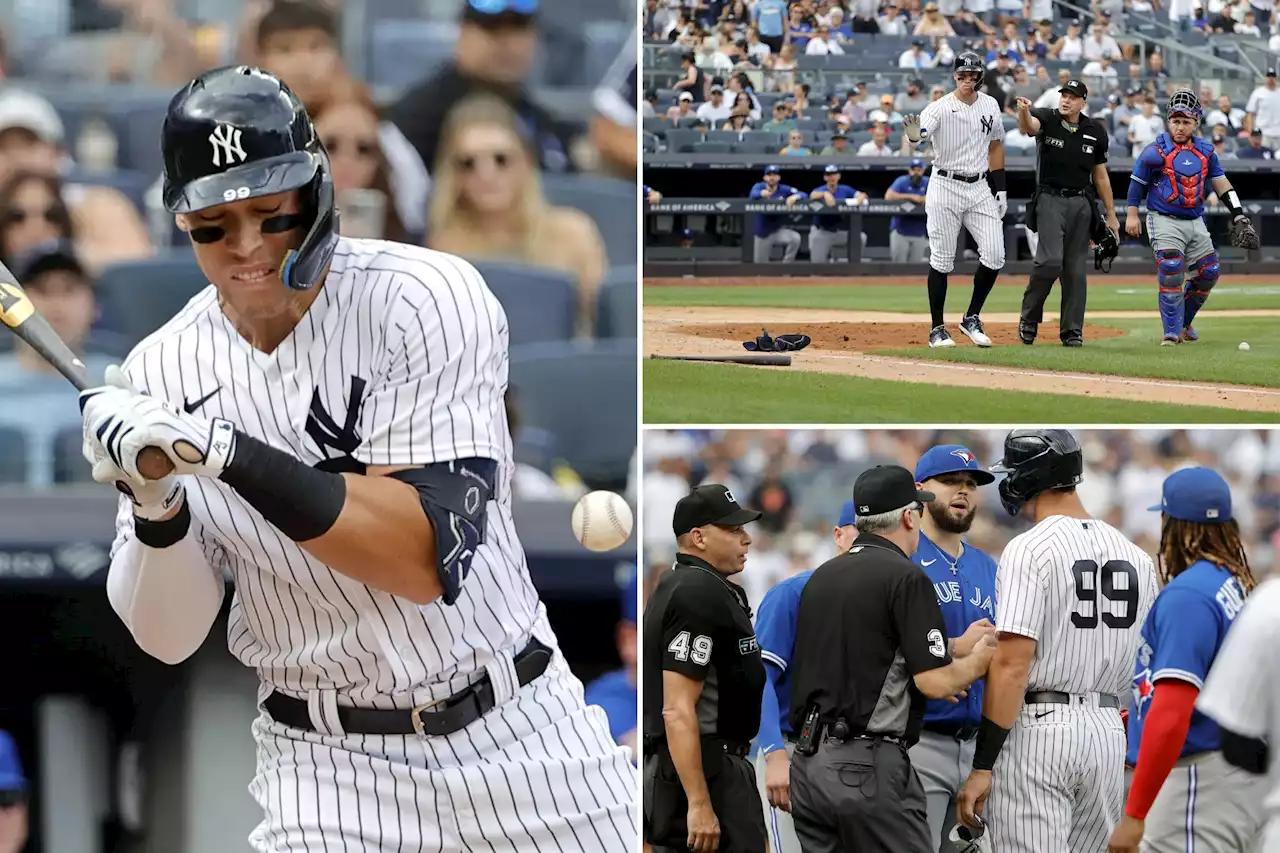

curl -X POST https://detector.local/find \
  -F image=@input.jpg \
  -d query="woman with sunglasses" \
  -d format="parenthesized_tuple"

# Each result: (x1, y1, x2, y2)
(426, 93, 607, 336)
(0, 171, 75, 267)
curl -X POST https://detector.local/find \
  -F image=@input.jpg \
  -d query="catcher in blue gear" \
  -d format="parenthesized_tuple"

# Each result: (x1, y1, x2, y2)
(1124, 89, 1257, 345)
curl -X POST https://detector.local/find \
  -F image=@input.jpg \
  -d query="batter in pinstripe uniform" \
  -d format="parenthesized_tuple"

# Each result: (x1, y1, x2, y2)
(77, 66, 635, 852)
(956, 429, 1157, 853)
(903, 52, 1008, 349)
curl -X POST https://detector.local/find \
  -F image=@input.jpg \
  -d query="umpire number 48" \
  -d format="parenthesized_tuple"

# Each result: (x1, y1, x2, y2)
(1071, 560, 1139, 629)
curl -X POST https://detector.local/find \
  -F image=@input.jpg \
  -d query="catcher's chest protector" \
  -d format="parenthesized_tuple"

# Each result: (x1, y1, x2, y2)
(1155, 134, 1212, 207)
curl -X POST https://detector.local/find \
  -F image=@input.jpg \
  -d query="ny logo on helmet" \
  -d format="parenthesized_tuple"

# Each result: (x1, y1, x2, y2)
(209, 124, 247, 168)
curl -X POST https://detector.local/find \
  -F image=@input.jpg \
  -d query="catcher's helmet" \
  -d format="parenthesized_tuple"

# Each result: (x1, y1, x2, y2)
(1167, 88, 1203, 122)
(161, 65, 339, 291)
(990, 429, 1084, 516)
(954, 52, 986, 87)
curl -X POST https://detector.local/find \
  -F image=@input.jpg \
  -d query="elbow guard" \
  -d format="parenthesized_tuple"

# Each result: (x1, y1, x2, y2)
(1221, 727, 1269, 774)
(388, 459, 496, 606)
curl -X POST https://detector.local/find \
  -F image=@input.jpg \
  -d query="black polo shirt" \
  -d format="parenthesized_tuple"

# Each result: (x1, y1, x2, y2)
(642, 554, 765, 745)
(788, 533, 950, 745)
(1033, 106, 1109, 191)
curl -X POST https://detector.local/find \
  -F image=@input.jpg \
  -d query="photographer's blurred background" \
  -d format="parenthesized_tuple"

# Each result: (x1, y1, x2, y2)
(0, 2, 638, 851)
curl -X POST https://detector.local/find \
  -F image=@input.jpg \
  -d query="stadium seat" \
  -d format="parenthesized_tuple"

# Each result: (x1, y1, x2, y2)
(96, 251, 209, 350)
(694, 141, 732, 153)
(0, 427, 27, 484)
(64, 167, 152, 216)
(642, 117, 669, 137)
(109, 91, 174, 178)
(52, 427, 93, 484)
(596, 265, 637, 338)
(470, 261, 576, 346)
(507, 338, 636, 489)
(541, 174, 637, 267)
(667, 129, 704, 152)
(368, 20, 459, 91)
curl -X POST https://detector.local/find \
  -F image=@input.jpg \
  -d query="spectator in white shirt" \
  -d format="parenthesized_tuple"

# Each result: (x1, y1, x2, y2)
(696, 85, 733, 123)
(1207, 94, 1247, 132)
(1034, 68, 1075, 109)
(878, 2, 910, 34)
(806, 24, 847, 53)
(696, 35, 736, 73)
(1051, 19, 1085, 60)
(1128, 96, 1164, 156)
(745, 26, 773, 61)
(1082, 24, 1122, 60)
(1237, 9, 1263, 32)
(1246, 68, 1280, 148)
(868, 94, 905, 125)
(857, 122, 901, 156)
(899, 38, 935, 68)
(1081, 53, 1120, 92)
(1269, 28, 1280, 49)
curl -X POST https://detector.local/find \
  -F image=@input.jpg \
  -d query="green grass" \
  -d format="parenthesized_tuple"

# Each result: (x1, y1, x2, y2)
(643, 282, 1280, 313)
(886, 317, 1280, 387)
(643, 361, 1278, 424)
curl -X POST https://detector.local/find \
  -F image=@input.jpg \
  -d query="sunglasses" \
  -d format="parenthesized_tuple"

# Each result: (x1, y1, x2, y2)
(188, 213, 305, 245)
(323, 137, 378, 159)
(5, 205, 60, 225)
(456, 151, 514, 172)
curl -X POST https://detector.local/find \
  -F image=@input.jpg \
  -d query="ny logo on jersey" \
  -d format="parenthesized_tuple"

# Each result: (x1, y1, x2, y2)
(306, 376, 366, 472)
(209, 124, 247, 168)
(981, 115, 994, 134)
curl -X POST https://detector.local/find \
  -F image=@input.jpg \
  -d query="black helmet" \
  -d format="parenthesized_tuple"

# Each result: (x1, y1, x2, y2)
(990, 429, 1084, 516)
(161, 65, 339, 291)
(954, 52, 985, 87)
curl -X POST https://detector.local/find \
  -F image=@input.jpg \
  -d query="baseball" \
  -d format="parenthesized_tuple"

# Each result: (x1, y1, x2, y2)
(571, 491, 633, 552)
(1240, 342, 1251, 351)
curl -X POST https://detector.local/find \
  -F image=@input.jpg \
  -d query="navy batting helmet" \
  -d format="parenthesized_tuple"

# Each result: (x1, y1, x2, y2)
(954, 52, 986, 87)
(161, 65, 339, 291)
(990, 429, 1084, 516)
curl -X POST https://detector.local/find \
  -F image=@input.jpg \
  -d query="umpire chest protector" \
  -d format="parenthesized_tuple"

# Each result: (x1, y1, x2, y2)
(1034, 107, 1104, 190)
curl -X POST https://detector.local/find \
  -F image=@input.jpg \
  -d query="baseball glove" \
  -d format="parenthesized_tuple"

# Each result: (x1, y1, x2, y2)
(1229, 214, 1260, 250)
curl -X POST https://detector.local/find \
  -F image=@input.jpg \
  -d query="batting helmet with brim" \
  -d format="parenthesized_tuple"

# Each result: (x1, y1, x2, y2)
(1167, 88, 1203, 122)
(954, 52, 986, 87)
(990, 429, 1084, 517)
(161, 65, 339, 291)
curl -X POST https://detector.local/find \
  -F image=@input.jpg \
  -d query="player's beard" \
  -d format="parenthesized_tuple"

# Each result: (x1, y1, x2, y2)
(927, 497, 976, 534)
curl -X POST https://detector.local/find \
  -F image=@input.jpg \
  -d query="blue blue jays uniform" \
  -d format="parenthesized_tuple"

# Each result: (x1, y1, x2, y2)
(1126, 559, 1248, 764)
(584, 670, 637, 745)
(750, 181, 802, 237)
(754, 569, 814, 755)
(1131, 133, 1224, 220)
(913, 534, 997, 729)
(888, 174, 930, 237)
(809, 183, 861, 231)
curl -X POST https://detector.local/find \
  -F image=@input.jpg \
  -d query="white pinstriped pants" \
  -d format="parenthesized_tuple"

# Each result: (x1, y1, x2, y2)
(984, 695, 1125, 853)
(925, 175, 1006, 274)
(246, 653, 637, 852)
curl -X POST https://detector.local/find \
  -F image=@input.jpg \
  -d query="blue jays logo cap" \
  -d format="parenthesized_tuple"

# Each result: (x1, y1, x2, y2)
(764, 164, 781, 174)
(0, 730, 26, 792)
(1148, 467, 1232, 523)
(836, 499, 856, 528)
(824, 164, 841, 174)
(914, 445, 996, 486)
(909, 157, 926, 168)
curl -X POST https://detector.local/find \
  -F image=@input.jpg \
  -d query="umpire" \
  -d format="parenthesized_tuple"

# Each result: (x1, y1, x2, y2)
(643, 484, 768, 853)
(787, 466, 998, 853)
(1015, 79, 1120, 347)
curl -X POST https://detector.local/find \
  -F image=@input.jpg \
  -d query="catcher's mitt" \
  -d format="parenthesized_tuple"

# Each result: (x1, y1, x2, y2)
(1229, 214, 1260, 250)
(743, 329, 811, 352)
(1092, 223, 1120, 273)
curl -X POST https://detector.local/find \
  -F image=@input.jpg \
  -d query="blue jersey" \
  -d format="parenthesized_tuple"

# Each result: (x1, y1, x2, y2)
(753, 569, 813, 754)
(1127, 560, 1248, 763)
(753, 0, 787, 37)
(912, 534, 997, 728)
(749, 181, 801, 237)
(789, 21, 813, 49)
(1131, 133, 1224, 220)
(583, 668, 637, 746)
(888, 174, 929, 237)
(810, 183, 860, 231)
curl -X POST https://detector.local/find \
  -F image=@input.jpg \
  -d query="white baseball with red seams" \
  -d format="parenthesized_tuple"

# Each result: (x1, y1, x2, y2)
(572, 490, 634, 552)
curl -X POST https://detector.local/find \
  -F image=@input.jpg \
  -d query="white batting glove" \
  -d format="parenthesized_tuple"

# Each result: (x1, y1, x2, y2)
(903, 114, 922, 142)
(80, 365, 238, 484)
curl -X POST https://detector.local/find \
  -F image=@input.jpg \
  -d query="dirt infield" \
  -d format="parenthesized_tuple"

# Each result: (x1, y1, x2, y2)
(685, 322, 1128, 349)
(645, 273, 1238, 288)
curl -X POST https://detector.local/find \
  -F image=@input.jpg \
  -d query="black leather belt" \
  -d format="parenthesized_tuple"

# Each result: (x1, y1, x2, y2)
(643, 735, 751, 757)
(1026, 690, 1120, 709)
(822, 723, 907, 748)
(923, 721, 980, 741)
(935, 169, 987, 183)
(263, 638, 553, 737)
(1038, 185, 1089, 197)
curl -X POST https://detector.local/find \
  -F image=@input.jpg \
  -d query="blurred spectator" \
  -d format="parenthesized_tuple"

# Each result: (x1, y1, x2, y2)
(583, 567, 639, 756)
(1082, 22, 1121, 60)
(727, 73, 764, 120)
(1081, 53, 1120, 93)
(1246, 68, 1280, 149)
(1147, 51, 1171, 83)
(857, 122, 901, 155)
(723, 103, 756, 130)
(753, 0, 788, 51)
(793, 84, 812, 113)
(667, 91, 697, 122)
(896, 79, 931, 113)
(425, 94, 606, 335)
(593, 28, 639, 178)
(1034, 68, 1077, 109)
(900, 37, 937, 67)
(1008, 65, 1040, 105)
(878, 2, 911, 35)
(779, 129, 813, 156)
(0, 731, 26, 853)
(749, 464, 795, 534)
(1051, 19, 1085, 60)
(1207, 94, 1247, 133)
(311, 82, 409, 244)
(842, 87, 871, 122)
(820, 130, 853, 155)
(1237, 127, 1276, 158)
(745, 25, 774, 61)
(1112, 86, 1144, 131)
(697, 84, 733, 123)
(869, 94, 905, 126)
(696, 34, 735, 73)
(0, 172, 74, 265)
(1213, 132, 1236, 160)
(788, 4, 815, 47)
(772, 43, 799, 91)
(805, 23, 847, 54)
(763, 101, 797, 132)
(914, 5, 955, 36)
(1128, 96, 1164, 156)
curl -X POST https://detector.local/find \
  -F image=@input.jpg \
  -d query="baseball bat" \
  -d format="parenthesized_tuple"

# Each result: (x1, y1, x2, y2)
(0, 264, 174, 480)
(648, 354, 793, 366)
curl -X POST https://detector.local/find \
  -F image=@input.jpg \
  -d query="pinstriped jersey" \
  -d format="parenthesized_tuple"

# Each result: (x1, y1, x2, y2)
(996, 516, 1157, 696)
(920, 91, 1005, 173)
(108, 236, 547, 707)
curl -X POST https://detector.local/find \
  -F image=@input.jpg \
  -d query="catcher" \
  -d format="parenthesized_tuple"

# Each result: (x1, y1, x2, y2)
(1124, 88, 1258, 346)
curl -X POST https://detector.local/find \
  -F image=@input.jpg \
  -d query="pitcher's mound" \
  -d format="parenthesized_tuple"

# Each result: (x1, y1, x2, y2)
(683, 322, 1127, 350)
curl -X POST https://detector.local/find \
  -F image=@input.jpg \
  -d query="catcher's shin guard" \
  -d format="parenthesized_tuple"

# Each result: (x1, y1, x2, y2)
(1184, 252, 1219, 330)
(1156, 250, 1186, 339)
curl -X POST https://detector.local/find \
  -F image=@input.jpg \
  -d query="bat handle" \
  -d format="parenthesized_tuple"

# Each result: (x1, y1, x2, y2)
(138, 447, 176, 480)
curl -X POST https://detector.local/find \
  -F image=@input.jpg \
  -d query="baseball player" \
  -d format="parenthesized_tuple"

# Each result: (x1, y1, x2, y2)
(808, 165, 868, 263)
(750, 166, 805, 262)
(1124, 88, 1259, 345)
(1107, 467, 1265, 853)
(903, 51, 1008, 349)
(909, 445, 999, 853)
(956, 429, 1158, 853)
(753, 499, 859, 853)
(885, 157, 931, 263)
(76, 67, 635, 852)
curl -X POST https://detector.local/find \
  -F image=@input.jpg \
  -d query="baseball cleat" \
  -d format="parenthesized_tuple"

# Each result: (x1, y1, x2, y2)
(959, 314, 992, 347)
(1018, 321, 1036, 345)
(1182, 326, 1198, 342)
(929, 325, 956, 348)
(1063, 338, 1083, 348)
(1161, 335, 1181, 346)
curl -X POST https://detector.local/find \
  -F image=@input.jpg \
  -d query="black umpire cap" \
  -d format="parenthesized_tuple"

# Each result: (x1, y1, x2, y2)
(673, 485, 763, 536)
(854, 466, 935, 516)
(1059, 78, 1088, 99)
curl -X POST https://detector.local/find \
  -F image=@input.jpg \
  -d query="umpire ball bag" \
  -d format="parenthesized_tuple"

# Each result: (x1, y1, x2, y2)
(161, 65, 339, 291)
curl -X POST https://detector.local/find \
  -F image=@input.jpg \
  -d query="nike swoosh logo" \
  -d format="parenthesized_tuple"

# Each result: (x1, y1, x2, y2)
(1035, 710, 1054, 719)
(922, 559, 937, 566)
(183, 386, 222, 414)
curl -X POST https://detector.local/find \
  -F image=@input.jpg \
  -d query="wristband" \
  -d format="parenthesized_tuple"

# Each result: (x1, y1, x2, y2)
(1222, 188, 1244, 217)
(971, 716, 1011, 771)
(987, 169, 1006, 194)
(219, 431, 347, 542)
(133, 499, 192, 549)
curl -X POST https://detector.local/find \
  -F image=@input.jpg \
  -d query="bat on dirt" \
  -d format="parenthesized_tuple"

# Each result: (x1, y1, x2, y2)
(648, 353, 792, 366)
(0, 263, 174, 480)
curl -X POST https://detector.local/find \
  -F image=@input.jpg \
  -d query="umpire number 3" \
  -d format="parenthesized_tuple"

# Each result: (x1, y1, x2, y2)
(668, 631, 713, 665)
(1071, 560, 1139, 629)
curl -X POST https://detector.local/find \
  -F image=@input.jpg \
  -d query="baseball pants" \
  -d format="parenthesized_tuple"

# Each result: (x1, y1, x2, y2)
(754, 743, 802, 853)
(646, 746, 767, 853)
(909, 729, 976, 853)
(1140, 750, 1266, 853)
(1021, 193, 1093, 342)
(1147, 212, 1217, 337)
(984, 694, 1126, 853)
(754, 229, 801, 262)
(808, 227, 869, 262)
(925, 173, 1006, 273)
(891, 231, 930, 263)
(247, 646, 637, 852)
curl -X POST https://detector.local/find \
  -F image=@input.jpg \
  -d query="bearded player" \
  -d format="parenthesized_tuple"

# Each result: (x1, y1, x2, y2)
(1124, 88, 1259, 345)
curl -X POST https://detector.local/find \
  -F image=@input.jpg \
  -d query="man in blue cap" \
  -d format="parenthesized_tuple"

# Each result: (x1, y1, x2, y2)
(749, 165, 805, 262)
(751, 499, 859, 853)
(585, 565, 639, 758)
(885, 158, 931, 263)
(0, 730, 28, 853)
(1108, 468, 1265, 853)
(909, 445, 999, 853)
(807, 165, 868, 263)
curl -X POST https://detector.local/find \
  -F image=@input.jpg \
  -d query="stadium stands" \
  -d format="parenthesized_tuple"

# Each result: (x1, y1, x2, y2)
(471, 260, 578, 346)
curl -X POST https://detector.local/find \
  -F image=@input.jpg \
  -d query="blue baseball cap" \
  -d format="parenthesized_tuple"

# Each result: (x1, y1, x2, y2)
(679, 227, 694, 238)
(908, 157, 926, 169)
(914, 445, 996, 486)
(1148, 467, 1232, 523)
(764, 164, 781, 174)
(824, 164, 841, 174)
(621, 566, 638, 623)
(836, 499, 856, 528)
(0, 731, 26, 792)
